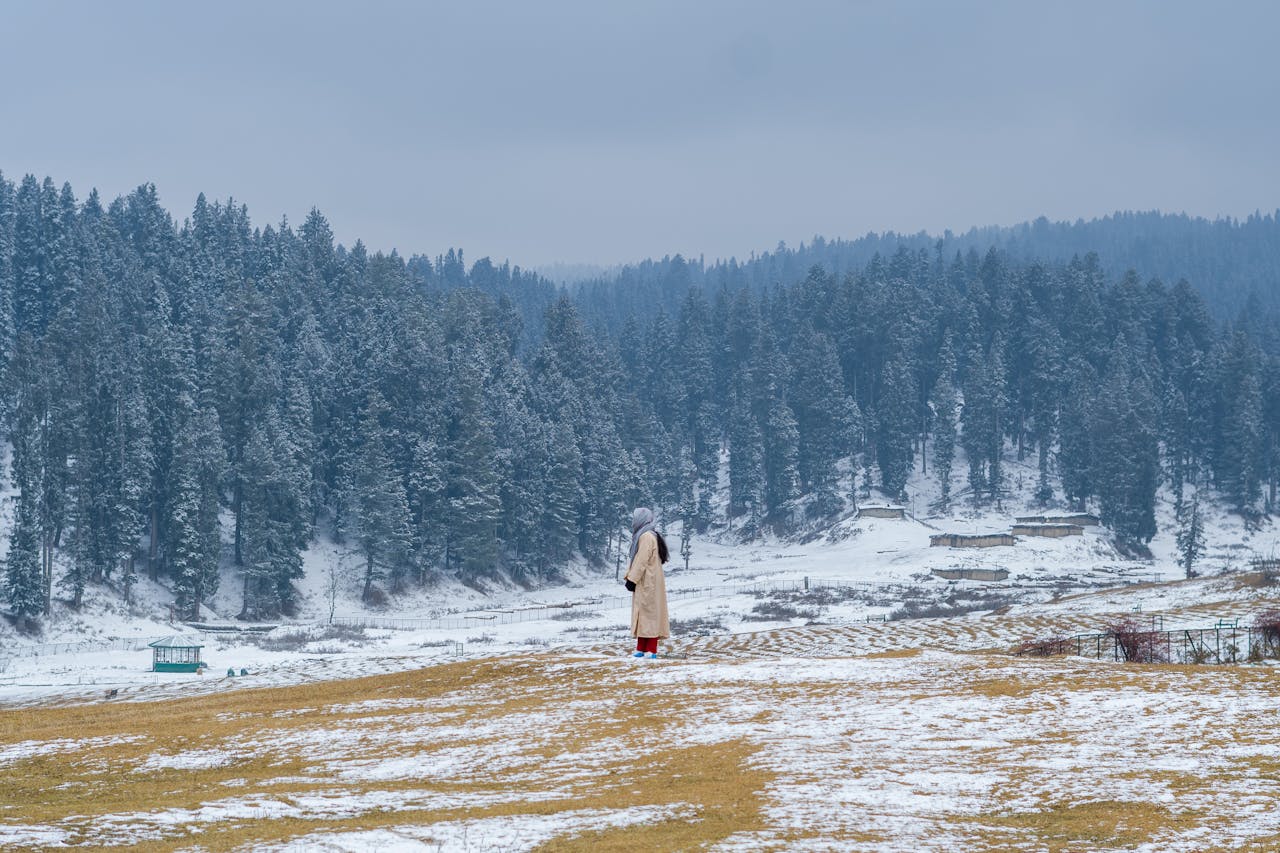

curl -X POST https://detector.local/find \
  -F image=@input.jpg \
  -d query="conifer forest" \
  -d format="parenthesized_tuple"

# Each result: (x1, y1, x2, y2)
(3, 170, 1280, 622)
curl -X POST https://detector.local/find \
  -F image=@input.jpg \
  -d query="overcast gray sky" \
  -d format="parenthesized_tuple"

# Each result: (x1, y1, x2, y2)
(2, 1, 1277, 268)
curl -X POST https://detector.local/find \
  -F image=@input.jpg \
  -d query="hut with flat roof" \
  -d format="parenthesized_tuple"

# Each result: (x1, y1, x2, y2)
(932, 567, 1010, 582)
(929, 533, 1016, 548)
(1011, 523, 1084, 538)
(857, 505, 906, 520)
(1016, 513, 1099, 527)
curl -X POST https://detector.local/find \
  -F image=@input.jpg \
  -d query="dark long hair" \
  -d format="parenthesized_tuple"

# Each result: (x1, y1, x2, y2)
(654, 531, 670, 564)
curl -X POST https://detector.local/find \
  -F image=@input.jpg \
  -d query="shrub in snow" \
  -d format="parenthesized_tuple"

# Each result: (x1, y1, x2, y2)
(1016, 636, 1073, 657)
(745, 601, 817, 622)
(669, 615, 727, 636)
(1252, 609, 1280, 658)
(1105, 617, 1168, 663)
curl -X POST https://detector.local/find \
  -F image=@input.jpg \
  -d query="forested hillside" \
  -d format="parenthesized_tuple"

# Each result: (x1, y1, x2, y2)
(573, 211, 1280, 327)
(2, 171, 1279, 626)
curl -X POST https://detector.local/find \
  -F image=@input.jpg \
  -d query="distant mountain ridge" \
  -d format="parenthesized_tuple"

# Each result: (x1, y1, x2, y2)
(571, 210, 1280, 326)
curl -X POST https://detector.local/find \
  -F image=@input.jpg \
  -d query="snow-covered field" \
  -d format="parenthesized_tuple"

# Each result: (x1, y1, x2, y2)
(4, 452, 1280, 707)
(5, 627, 1280, 851)
(7, 457, 1280, 848)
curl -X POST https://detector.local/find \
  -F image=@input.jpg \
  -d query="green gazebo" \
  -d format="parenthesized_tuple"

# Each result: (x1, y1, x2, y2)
(148, 636, 207, 673)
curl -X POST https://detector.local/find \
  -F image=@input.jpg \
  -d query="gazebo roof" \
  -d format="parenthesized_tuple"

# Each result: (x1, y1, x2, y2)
(147, 635, 205, 649)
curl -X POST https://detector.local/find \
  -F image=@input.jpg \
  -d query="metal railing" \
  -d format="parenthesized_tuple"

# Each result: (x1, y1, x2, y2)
(4, 636, 167, 660)
(1017, 626, 1280, 665)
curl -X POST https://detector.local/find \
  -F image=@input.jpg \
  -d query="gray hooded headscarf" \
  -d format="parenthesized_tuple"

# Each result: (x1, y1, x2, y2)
(628, 507, 657, 565)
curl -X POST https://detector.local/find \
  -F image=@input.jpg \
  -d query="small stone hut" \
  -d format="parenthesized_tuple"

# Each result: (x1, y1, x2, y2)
(1016, 514, 1099, 527)
(1011, 523, 1084, 538)
(929, 533, 1017, 548)
(857, 505, 906, 520)
(932, 567, 1010, 582)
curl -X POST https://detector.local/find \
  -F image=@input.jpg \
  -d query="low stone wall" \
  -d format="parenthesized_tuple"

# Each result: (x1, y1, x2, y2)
(929, 533, 1017, 548)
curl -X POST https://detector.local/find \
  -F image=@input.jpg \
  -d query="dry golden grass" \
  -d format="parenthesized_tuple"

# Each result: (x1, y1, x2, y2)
(0, 655, 774, 851)
(7, 617, 1280, 851)
(981, 800, 1200, 851)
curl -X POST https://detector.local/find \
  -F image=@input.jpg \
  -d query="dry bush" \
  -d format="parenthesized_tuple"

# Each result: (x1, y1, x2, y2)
(244, 624, 369, 652)
(551, 609, 600, 621)
(2, 612, 42, 637)
(754, 587, 870, 607)
(1252, 609, 1280, 658)
(1016, 636, 1074, 657)
(1105, 617, 1168, 663)
(743, 601, 818, 622)
(669, 615, 727, 636)
(890, 591, 1014, 621)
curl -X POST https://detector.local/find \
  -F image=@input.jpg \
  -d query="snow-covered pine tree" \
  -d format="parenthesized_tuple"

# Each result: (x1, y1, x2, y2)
(12, 175, 46, 335)
(790, 326, 852, 518)
(672, 288, 717, 531)
(930, 341, 958, 513)
(763, 397, 800, 520)
(1027, 320, 1064, 506)
(0, 171, 15, 429)
(1093, 342, 1159, 546)
(540, 421, 582, 574)
(5, 478, 43, 617)
(408, 433, 447, 583)
(6, 331, 48, 614)
(443, 352, 501, 580)
(169, 392, 224, 620)
(237, 410, 306, 618)
(727, 386, 765, 527)
(876, 349, 917, 501)
(1176, 496, 1205, 579)
(1057, 360, 1097, 512)
(352, 393, 412, 600)
(1215, 332, 1264, 513)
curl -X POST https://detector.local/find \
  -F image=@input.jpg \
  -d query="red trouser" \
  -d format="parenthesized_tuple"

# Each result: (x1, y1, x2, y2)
(636, 637, 659, 654)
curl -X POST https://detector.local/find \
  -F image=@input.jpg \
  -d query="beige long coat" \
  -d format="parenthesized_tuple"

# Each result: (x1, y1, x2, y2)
(624, 531, 670, 639)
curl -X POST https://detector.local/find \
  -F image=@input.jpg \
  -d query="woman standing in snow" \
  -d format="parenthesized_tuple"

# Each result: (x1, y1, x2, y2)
(624, 507, 670, 659)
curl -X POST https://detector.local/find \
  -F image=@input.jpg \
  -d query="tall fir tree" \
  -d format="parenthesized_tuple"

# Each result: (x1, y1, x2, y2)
(929, 343, 958, 512)
(352, 394, 413, 599)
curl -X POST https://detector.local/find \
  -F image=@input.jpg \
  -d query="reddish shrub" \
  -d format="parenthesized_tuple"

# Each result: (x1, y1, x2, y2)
(1253, 608, 1280, 637)
(1016, 636, 1073, 657)
(1105, 617, 1168, 663)
(1253, 609, 1280, 657)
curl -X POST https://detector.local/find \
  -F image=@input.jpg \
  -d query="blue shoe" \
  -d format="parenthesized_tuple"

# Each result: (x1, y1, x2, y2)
(632, 651, 645, 658)
(647, 652, 659, 660)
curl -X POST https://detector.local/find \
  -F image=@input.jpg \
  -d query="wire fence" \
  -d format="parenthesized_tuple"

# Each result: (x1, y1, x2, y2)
(5, 636, 167, 660)
(330, 577, 914, 632)
(1017, 625, 1279, 665)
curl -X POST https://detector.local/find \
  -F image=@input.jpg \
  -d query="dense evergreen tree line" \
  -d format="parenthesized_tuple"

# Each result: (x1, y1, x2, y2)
(2, 171, 1279, 622)
(573, 210, 1280, 326)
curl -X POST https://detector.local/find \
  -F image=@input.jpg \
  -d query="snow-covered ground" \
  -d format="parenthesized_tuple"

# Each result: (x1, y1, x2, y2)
(5, 642, 1280, 851)
(6, 452, 1280, 849)
(4, 452, 1280, 706)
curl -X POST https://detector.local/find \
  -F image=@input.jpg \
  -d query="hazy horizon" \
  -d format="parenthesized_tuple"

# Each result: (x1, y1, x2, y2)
(3, 1, 1279, 269)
